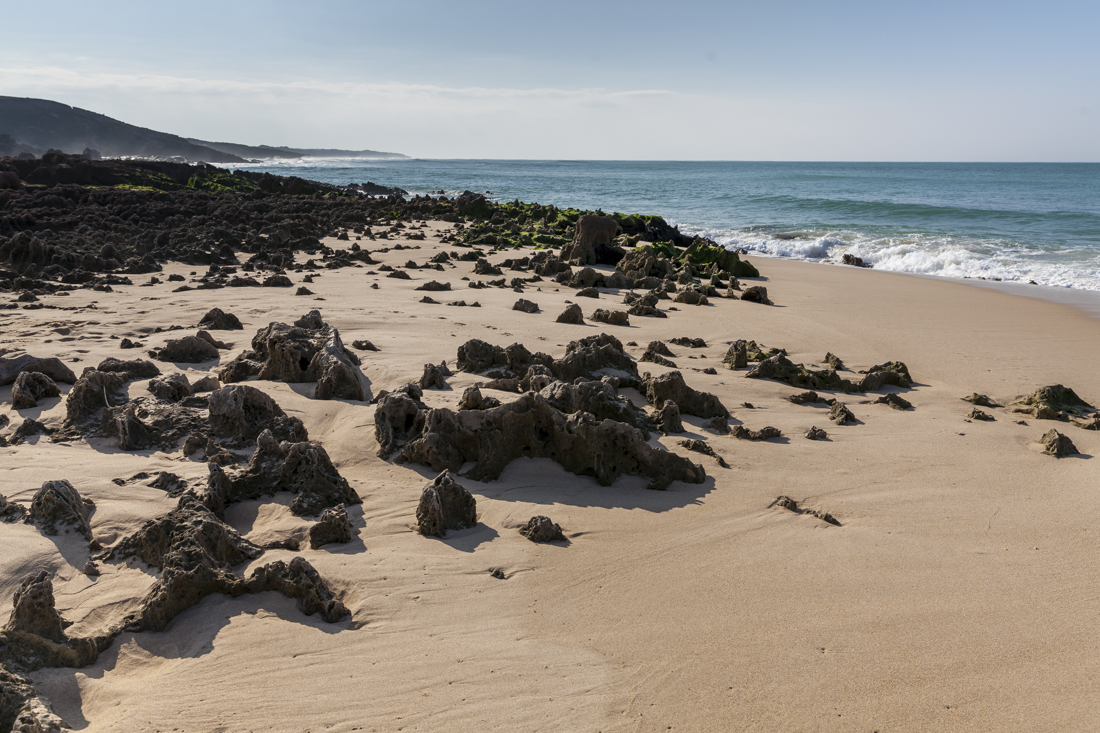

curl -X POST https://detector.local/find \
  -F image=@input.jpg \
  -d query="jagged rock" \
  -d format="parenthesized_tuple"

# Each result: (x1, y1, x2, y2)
(28, 480, 93, 539)
(0, 356, 76, 387)
(65, 369, 126, 424)
(513, 298, 539, 313)
(206, 385, 307, 445)
(219, 311, 367, 401)
(746, 355, 854, 392)
(1, 495, 27, 523)
(0, 571, 99, 678)
(963, 393, 1000, 408)
(1, 667, 68, 733)
(670, 337, 706, 348)
(309, 504, 352, 549)
(678, 439, 728, 467)
(555, 303, 584, 324)
(208, 430, 360, 516)
(874, 393, 912, 410)
(392, 392, 705, 490)
(722, 340, 748, 369)
(1039, 429, 1078, 457)
(658, 400, 684, 433)
(119, 338, 142, 349)
(96, 357, 161, 381)
(416, 471, 477, 537)
(706, 415, 730, 434)
(575, 286, 599, 299)
(148, 373, 191, 402)
(967, 409, 995, 421)
(842, 254, 869, 268)
(823, 352, 845, 370)
(616, 245, 675, 280)
(787, 391, 836, 406)
(828, 403, 856, 425)
(805, 426, 828, 440)
(640, 349, 675, 367)
(731, 425, 782, 441)
(773, 496, 840, 525)
(373, 383, 427, 458)
(857, 370, 910, 392)
(519, 515, 565, 543)
(591, 308, 629, 325)
(198, 307, 243, 330)
(204, 439, 237, 466)
(195, 330, 231, 350)
(560, 215, 623, 266)
(263, 274, 294, 287)
(473, 258, 502, 276)
(646, 341, 675, 357)
(673, 288, 708, 305)
(861, 361, 913, 384)
(296, 286, 313, 295)
(1013, 385, 1093, 421)
(351, 340, 378, 351)
(454, 335, 638, 388)
(641, 370, 728, 418)
(415, 280, 451, 291)
(154, 334, 220, 363)
(457, 385, 500, 411)
(191, 375, 220, 393)
(419, 362, 451, 390)
(538, 379, 651, 434)
(242, 557, 349, 622)
(740, 286, 770, 304)
(8, 419, 51, 445)
(5, 572, 66, 643)
(10, 372, 59, 410)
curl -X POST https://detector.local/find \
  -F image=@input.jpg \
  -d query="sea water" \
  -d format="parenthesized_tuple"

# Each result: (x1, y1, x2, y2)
(221, 159, 1100, 291)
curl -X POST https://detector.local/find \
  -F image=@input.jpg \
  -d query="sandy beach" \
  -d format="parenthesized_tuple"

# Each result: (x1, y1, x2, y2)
(1, 221, 1097, 732)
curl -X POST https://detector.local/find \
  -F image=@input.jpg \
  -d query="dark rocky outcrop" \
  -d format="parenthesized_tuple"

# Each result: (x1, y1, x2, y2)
(519, 515, 565, 543)
(457, 385, 500, 411)
(641, 371, 728, 419)
(0, 356, 75, 387)
(219, 311, 368, 401)
(555, 303, 584, 324)
(416, 471, 477, 537)
(874, 393, 913, 410)
(154, 334, 220, 363)
(1039, 429, 1078, 457)
(538, 378, 651, 434)
(1013, 385, 1093, 421)
(740, 286, 770, 304)
(208, 430, 360, 516)
(96, 357, 161, 381)
(513, 298, 539, 313)
(823, 352, 845, 370)
(787, 391, 837, 406)
(148, 373, 191, 402)
(805, 426, 828, 440)
(10, 372, 60, 409)
(560, 215, 623, 266)
(206, 384, 308, 446)
(0, 495, 27, 523)
(455, 334, 639, 388)
(309, 504, 352, 549)
(828, 403, 856, 425)
(591, 308, 629, 326)
(658, 401, 684, 434)
(419, 362, 451, 390)
(198, 307, 243, 330)
(731, 425, 782, 441)
(967, 409, 995, 421)
(27, 480, 93, 540)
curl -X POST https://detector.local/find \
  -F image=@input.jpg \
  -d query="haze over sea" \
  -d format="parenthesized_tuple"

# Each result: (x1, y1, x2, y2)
(225, 159, 1100, 291)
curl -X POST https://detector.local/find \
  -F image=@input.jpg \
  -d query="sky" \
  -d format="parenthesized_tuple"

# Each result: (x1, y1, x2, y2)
(1, 0, 1098, 161)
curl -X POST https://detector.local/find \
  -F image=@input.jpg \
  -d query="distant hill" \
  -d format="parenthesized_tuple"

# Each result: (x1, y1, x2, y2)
(187, 140, 408, 161)
(0, 97, 408, 163)
(0, 97, 245, 163)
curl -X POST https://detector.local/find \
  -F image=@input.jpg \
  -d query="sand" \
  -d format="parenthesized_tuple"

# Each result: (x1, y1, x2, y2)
(3, 226, 1099, 732)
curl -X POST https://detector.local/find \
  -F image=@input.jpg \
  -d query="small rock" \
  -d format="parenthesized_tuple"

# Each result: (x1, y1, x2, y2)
(519, 515, 565, 543)
(805, 426, 828, 440)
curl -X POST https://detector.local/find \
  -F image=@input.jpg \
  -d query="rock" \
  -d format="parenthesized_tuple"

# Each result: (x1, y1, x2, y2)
(519, 515, 565, 543)
(1013, 385, 1093, 421)
(1, 495, 27, 523)
(391, 392, 705, 491)
(842, 254, 869, 268)
(537, 378, 649, 432)
(263, 274, 294, 287)
(415, 280, 451, 291)
(787, 391, 836, 406)
(706, 416, 730, 434)
(805, 426, 828, 440)
(119, 338, 142, 349)
(11, 372, 60, 409)
(5, 572, 66, 642)
(673, 288, 708, 305)
(190, 375, 220, 393)
(147, 373, 192, 402)
(828, 402, 856, 425)
(722, 340, 748, 369)
(874, 393, 912, 410)
(616, 245, 675, 280)
(641, 370, 728, 418)
(457, 385, 500, 411)
(678, 438, 728, 467)
(309, 504, 352, 549)
(64, 369, 127, 424)
(197, 308, 243, 330)
(670, 337, 706, 348)
(8, 418, 51, 445)
(195, 330, 231, 350)
(963, 393, 1000, 408)
(555, 303, 584, 324)
(207, 385, 307, 445)
(155, 334, 220, 363)
(860, 361, 913, 385)
(857, 370, 910, 392)
(513, 298, 539, 313)
(823, 352, 845, 370)
(28, 480, 93, 539)
(658, 400, 684, 433)
(560, 215, 623, 266)
(740, 286, 771, 304)
(731, 425, 782, 440)
(473, 258, 502, 276)
(967, 409, 995, 421)
(646, 341, 675, 357)
(351, 340, 378, 351)
(419, 362, 451, 390)
(208, 430, 360, 516)
(0, 355, 76, 386)
(82, 561, 100, 577)
(96, 357, 161, 381)
(678, 240, 759, 277)
(296, 286, 313, 295)
(1039, 429, 1078, 457)
(575, 286, 600, 298)
(416, 470, 477, 537)
(773, 496, 840, 525)
(241, 557, 349, 622)
(640, 349, 675, 367)
(746, 354, 855, 392)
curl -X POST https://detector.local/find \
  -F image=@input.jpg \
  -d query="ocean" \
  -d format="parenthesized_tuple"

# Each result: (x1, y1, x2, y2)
(220, 159, 1100, 291)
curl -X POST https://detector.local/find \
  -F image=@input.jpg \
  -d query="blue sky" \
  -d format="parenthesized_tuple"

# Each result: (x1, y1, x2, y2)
(1, 0, 1097, 160)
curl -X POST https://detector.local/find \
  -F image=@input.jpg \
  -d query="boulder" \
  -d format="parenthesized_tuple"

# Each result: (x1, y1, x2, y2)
(0, 355, 75, 386)
(147, 373, 191, 402)
(309, 504, 352, 549)
(155, 334, 219, 363)
(457, 385, 500, 411)
(197, 308, 243, 330)
(828, 403, 856, 425)
(740, 286, 770, 304)
(963, 393, 1000, 408)
(731, 425, 782, 441)
(10, 372, 60, 409)
(805, 426, 828, 440)
(65, 369, 127, 424)
(1040, 429, 1078, 457)
(590, 309, 629, 326)
(641, 370, 728, 418)
(746, 354, 854, 392)
(28, 480, 93, 539)
(416, 470, 477, 537)
(263, 274, 294, 287)
(722, 340, 748, 369)
(207, 385, 307, 445)
(519, 515, 565, 543)
(96, 357, 161, 381)
(658, 400, 684, 433)
(419, 362, 451, 390)
(555, 303, 585, 324)
(513, 298, 539, 313)
(1013, 385, 1093, 421)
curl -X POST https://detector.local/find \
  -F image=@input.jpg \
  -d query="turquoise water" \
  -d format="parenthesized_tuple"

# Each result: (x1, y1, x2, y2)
(223, 159, 1100, 290)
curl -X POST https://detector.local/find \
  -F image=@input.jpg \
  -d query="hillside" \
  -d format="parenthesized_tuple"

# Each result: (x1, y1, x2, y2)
(186, 140, 408, 160)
